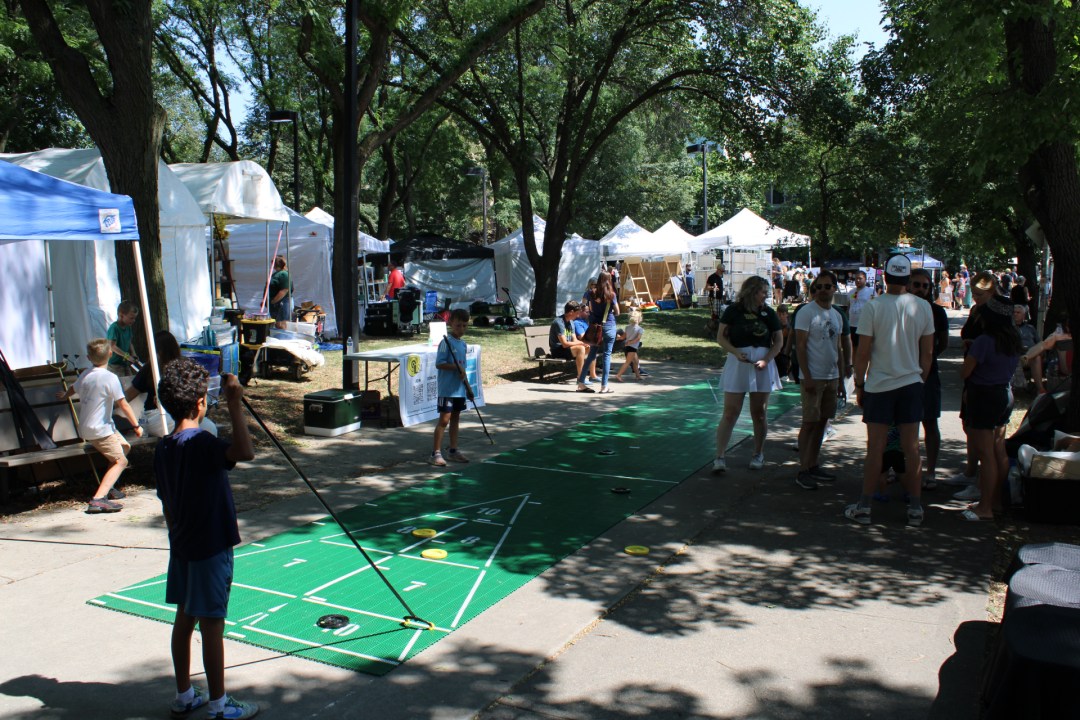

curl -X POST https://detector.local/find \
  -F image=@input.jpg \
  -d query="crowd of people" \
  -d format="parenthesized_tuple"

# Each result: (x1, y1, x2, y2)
(708, 254, 1071, 527)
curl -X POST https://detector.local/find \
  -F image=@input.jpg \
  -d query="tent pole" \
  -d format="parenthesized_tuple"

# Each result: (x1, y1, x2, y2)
(44, 240, 58, 364)
(131, 240, 166, 436)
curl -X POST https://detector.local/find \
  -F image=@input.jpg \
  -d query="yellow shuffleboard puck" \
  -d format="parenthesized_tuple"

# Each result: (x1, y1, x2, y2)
(421, 548, 448, 560)
(412, 528, 437, 538)
(624, 545, 650, 556)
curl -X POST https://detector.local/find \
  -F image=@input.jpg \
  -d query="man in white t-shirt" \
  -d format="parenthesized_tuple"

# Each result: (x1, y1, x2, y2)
(794, 271, 845, 491)
(847, 270, 874, 347)
(846, 254, 934, 528)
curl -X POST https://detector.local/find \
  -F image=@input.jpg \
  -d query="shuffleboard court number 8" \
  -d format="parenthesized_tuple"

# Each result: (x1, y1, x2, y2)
(333, 623, 361, 637)
(460, 536, 481, 545)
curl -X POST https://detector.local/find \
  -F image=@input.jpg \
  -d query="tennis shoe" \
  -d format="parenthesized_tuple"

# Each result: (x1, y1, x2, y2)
(808, 465, 837, 481)
(953, 485, 981, 501)
(749, 453, 765, 470)
(87, 497, 122, 513)
(711, 457, 727, 473)
(207, 696, 259, 719)
(428, 452, 447, 467)
(907, 507, 925, 528)
(447, 450, 470, 463)
(844, 504, 871, 525)
(170, 686, 207, 718)
(795, 471, 818, 490)
(942, 470, 977, 487)
(108, 486, 126, 500)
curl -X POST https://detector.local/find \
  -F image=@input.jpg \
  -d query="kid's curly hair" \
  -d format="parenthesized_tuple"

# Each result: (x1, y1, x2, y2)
(157, 358, 209, 422)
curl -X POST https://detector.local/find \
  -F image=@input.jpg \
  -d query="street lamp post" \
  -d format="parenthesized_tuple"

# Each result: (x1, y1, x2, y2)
(686, 142, 710, 234)
(268, 109, 300, 211)
(465, 167, 488, 243)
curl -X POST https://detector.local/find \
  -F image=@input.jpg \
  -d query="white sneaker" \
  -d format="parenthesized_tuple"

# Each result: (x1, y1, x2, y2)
(712, 457, 727, 473)
(941, 470, 977, 486)
(749, 453, 765, 470)
(953, 485, 981, 501)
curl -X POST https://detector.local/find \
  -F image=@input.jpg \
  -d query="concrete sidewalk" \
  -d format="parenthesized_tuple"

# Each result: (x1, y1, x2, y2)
(0, 337, 994, 719)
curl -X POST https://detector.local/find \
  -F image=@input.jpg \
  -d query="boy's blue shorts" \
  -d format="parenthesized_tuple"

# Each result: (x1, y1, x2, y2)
(437, 396, 467, 414)
(166, 548, 234, 618)
(862, 382, 923, 425)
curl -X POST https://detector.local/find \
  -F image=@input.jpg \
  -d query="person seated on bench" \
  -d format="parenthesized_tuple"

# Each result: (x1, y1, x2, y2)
(57, 338, 143, 514)
(1022, 321, 1073, 394)
(125, 330, 217, 438)
(571, 305, 600, 384)
(549, 301, 589, 383)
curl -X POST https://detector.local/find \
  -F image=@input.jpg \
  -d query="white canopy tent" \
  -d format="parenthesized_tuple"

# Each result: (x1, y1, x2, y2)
(226, 209, 339, 336)
(491, 216, 602, 316)
(652, 220, 698, 249)
(304, 206, 390, 254)
(599, 216, 690, 259)
(706, 208, 810, 250)
(170, 161, 289, 305)
(0, 148, 213, 358)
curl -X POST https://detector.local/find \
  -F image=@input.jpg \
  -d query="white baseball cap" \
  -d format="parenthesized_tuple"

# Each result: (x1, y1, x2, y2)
(885, 254, 912, 279)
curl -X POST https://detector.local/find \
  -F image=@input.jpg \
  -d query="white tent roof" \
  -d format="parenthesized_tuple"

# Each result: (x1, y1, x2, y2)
(304, 206, 390, 254)
(225, 209, 339, 336)
(170, 161, 288, 223)
(707, 208, 809, 250)
(1, 148, 213, 351)
(652, 220, 696, 245)
(491, 215, 601, 316)
(599, 216, 691, 258)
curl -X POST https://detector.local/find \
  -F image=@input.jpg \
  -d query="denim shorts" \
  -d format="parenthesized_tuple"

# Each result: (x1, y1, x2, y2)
(166, 548, 234, 619)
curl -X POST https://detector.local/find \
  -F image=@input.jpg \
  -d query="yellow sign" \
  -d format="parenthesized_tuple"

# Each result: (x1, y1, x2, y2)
(406, 354, 422, 377)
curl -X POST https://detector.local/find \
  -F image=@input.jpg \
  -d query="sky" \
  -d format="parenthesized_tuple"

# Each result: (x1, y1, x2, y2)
(808, 0, 890, 54)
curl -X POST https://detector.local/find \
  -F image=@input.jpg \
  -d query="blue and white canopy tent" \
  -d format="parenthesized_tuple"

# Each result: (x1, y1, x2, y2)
(0, 159, 165, 431)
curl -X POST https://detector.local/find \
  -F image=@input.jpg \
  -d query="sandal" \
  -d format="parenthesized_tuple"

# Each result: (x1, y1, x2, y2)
(960, 508, 991, 522)
(598, 387, 614, 394)
(576, 386, 595, 393)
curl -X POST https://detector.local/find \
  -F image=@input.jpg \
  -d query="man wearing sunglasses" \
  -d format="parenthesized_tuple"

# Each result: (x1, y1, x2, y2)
(847, 271, 874, 347)
(908, 268, 951, 490)
(794, 271, 846, 490)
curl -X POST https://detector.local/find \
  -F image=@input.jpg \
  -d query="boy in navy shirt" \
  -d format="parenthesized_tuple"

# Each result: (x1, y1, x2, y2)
(155, 359, 258, 720)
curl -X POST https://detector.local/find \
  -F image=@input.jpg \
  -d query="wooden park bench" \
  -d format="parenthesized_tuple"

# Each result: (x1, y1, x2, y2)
(523, 325, 575, 382)
(0, 365, 154, 502)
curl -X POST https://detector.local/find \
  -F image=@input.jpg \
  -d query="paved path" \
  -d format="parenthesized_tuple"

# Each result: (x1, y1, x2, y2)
(0, 320, 996, 719)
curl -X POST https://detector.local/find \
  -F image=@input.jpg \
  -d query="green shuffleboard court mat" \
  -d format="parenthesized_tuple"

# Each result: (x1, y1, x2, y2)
(90, 380, 800, 675)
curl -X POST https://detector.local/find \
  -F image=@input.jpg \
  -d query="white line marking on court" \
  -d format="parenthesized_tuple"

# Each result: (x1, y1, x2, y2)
(312, 521, 326, 525)
(233, 583, 297, 599)
(236, 540, 312, 558)
(481, 460, 674, 483)
(473, 518, 505, 526)
(88, 599, 105, 605)
(250, 543, 265, 547)
(121, 578, 167, 591)
(284, 558, 307, 568)
(227, 632, 246, 639)
(318, 541, 395, 554)
(302, 597, 452, 633)
(398, 628, 424, 661)
(452, 570, 486, 627)
(404, 581, 426, 592)
(236, 611, 269, 624)
(270, 603, 287, 612)
(304, 557, 391, 596)
(365, 503, 378, 506)
(506, 495, 530, 527)
(241, 624, 399, 666)
(397, 553, 479, 570)
(105, 593, 176, 615)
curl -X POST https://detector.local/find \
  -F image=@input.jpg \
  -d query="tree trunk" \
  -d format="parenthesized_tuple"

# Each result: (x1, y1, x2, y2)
(1010, 12, 1080, 429)
(21, 0, 169, 357)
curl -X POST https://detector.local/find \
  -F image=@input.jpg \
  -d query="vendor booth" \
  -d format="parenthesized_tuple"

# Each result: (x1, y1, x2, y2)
(1, 149, 212, 362)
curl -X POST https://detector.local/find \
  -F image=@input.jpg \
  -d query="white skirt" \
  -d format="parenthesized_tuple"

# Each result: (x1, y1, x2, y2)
(722, 345, 782, 394)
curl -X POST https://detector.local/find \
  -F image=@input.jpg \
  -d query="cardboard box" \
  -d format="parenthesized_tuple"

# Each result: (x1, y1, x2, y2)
(303, 389, 363, 437)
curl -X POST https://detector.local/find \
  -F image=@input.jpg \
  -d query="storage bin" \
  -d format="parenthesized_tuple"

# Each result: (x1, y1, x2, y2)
(241, 318, 275, 345)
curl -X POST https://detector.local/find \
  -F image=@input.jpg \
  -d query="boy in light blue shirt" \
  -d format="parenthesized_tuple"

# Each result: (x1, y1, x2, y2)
(430, 308, 473, 467)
